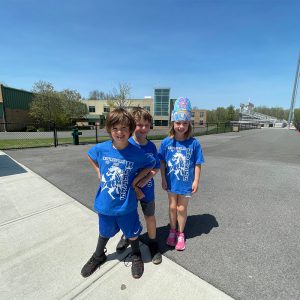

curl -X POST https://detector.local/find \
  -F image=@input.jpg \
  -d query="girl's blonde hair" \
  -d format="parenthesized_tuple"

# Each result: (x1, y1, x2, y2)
(169, 121, 193, 139)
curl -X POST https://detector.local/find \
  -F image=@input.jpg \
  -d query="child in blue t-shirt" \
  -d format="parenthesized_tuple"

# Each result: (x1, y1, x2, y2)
(115, 107, 162, 265)
(81, 107, 155, 279)
(158, 97, 204, 251)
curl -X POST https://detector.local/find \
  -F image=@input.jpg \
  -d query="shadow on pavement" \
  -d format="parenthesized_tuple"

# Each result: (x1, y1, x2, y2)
(140, 214, 219, 254)
(0, 155, 27, 177)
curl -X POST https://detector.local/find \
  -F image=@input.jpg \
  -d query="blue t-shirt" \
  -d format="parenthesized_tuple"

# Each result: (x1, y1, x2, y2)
(129, 136, 160, 202)
(88, 140, 155, 216)
(158, 137, 204, 195)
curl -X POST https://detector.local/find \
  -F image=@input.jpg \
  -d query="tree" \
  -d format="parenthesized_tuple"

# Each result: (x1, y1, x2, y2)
(106, 82, 132, 108)
(29, 81, 87, 127)
(30, 81, 65, 125)
(60, 89, 87, 122)
(293, 108, 300, 127)
(88, 90, 106, 100)
(216, 107, 226, 122)
(226, 105, 235, 121)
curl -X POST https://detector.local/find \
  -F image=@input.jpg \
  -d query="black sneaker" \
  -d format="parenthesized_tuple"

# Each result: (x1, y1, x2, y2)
(81, 252, 107, 278)
(149, 241, 162, 265)
(131, 252, 144, 279)
(116, 235, 130, 252)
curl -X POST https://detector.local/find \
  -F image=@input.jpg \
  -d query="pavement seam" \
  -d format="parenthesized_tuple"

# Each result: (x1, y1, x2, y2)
(0, 201, 74, 228)
(60, 246, 147, 300)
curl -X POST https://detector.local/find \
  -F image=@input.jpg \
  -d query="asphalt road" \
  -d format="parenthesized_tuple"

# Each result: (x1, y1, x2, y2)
(5, 128, 300, 300)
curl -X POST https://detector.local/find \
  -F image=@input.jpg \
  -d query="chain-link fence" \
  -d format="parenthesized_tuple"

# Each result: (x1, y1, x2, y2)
(0, 122, 260, 150)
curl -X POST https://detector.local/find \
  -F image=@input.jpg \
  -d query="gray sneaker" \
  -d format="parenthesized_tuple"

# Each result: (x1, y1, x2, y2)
(149, 241, 162, 265)
(116, 235, 130, 252)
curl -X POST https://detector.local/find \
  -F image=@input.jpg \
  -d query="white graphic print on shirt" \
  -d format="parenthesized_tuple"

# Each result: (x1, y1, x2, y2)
(101, 156, 134, 200)
(167, 146, 193, 181)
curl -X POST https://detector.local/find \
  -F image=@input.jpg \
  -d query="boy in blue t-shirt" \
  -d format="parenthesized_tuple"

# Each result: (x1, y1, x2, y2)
(115, 107, 162, 264)
(81, 108, 155, 279)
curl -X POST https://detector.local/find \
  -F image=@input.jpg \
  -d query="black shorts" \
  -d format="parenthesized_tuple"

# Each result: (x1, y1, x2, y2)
(140, 200, 155, 217)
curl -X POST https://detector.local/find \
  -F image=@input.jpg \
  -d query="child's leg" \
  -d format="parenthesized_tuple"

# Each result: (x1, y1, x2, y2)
(145, 215, 157, 239)
(166, 193, 178, 246)
(168, 192, 178, 230)
(140, 200, 156, 239)
(175, 195, 190, 251)
(141, 201, 162, 264)
(118, 210, 144, 279)
(81, 235, 109, 278)
(81, 212, 115, 278)
(177, 195, 190, 233)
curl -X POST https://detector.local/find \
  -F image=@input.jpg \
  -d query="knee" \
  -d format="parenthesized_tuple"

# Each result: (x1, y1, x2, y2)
(177, 205, 186, 214)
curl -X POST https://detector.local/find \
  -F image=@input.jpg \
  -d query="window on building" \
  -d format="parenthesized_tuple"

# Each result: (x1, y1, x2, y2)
(89, 106, 96, 112)
(104, 106, 110, 113)
(200, 112, 204, 118)
(154, 88, 170, 116)
(191, 112, 195, 117)
(199, 120, 204, 125)
(155, 120, 168, 126)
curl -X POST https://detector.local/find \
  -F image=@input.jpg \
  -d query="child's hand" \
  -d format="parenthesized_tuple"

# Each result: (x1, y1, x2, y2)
(192, 181, 198, 193)
(136, 177, 150, 188)
(162, 178, 168, 191)
(134, 187, 145, 200)
(132, 177, 140, 188)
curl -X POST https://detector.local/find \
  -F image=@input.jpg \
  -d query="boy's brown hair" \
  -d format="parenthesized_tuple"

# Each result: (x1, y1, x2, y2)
(169, 122, 193, 139)
(105, 107, 136, 135)
(131, 107, 153, 124)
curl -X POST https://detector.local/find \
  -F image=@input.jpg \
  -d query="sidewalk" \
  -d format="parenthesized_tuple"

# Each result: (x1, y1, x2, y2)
(0, 150, 233, 300)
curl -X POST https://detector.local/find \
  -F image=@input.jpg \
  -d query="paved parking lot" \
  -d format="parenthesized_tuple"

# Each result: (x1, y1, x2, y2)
(5, 128, 300, 300)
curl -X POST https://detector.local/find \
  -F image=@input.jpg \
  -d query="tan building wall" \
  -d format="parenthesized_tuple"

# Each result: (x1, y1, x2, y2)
(82, 98, 207, 128)
(192, 109, 207, 126)
(83, 98, 153, 118)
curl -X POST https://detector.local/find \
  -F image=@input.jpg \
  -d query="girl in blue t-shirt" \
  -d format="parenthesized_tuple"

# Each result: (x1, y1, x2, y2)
(158, 97, 204, 251)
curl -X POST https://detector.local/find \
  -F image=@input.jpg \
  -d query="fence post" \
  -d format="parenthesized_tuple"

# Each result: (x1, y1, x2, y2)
(206, 123, 209, 134)
(96, 124, 98, 144)
(217, 122, 219, 134)
(53, 123, 58, 147)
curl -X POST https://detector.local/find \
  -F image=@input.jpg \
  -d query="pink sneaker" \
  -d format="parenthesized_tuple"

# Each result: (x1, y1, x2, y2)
(175, 232, 185, 251)
(166, 229, 177, 247)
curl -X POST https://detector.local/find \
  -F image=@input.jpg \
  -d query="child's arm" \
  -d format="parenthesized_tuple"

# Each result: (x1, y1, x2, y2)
(87, 155, 101, 181)
(192, 164, 201, 193)
(132, 168, 153, 200)
(160, 161, 168, 191)
(135, 168, 159, 188)
(132, 168, 153, 188)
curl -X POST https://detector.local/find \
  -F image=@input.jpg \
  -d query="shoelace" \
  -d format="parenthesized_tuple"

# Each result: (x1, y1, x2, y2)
(123, 252, 132, 267)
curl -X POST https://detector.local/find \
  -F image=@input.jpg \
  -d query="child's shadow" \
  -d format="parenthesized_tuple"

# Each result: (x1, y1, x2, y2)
(140, 214, 219, 254)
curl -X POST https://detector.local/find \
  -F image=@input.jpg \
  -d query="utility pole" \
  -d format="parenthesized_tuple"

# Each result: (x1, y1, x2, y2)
(288, 53, 300, 127)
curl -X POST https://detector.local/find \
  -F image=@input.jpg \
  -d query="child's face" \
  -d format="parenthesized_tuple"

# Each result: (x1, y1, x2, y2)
(173, 121, 189, 137)
(110, 123, 130, 147)
(134, 119, 151, 140)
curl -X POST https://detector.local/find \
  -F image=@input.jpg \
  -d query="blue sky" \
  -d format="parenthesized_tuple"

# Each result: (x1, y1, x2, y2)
(0, 0, 299, 109)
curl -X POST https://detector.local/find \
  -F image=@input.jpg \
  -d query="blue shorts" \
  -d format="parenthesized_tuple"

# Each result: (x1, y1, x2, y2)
(98, 209, 143, 239)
